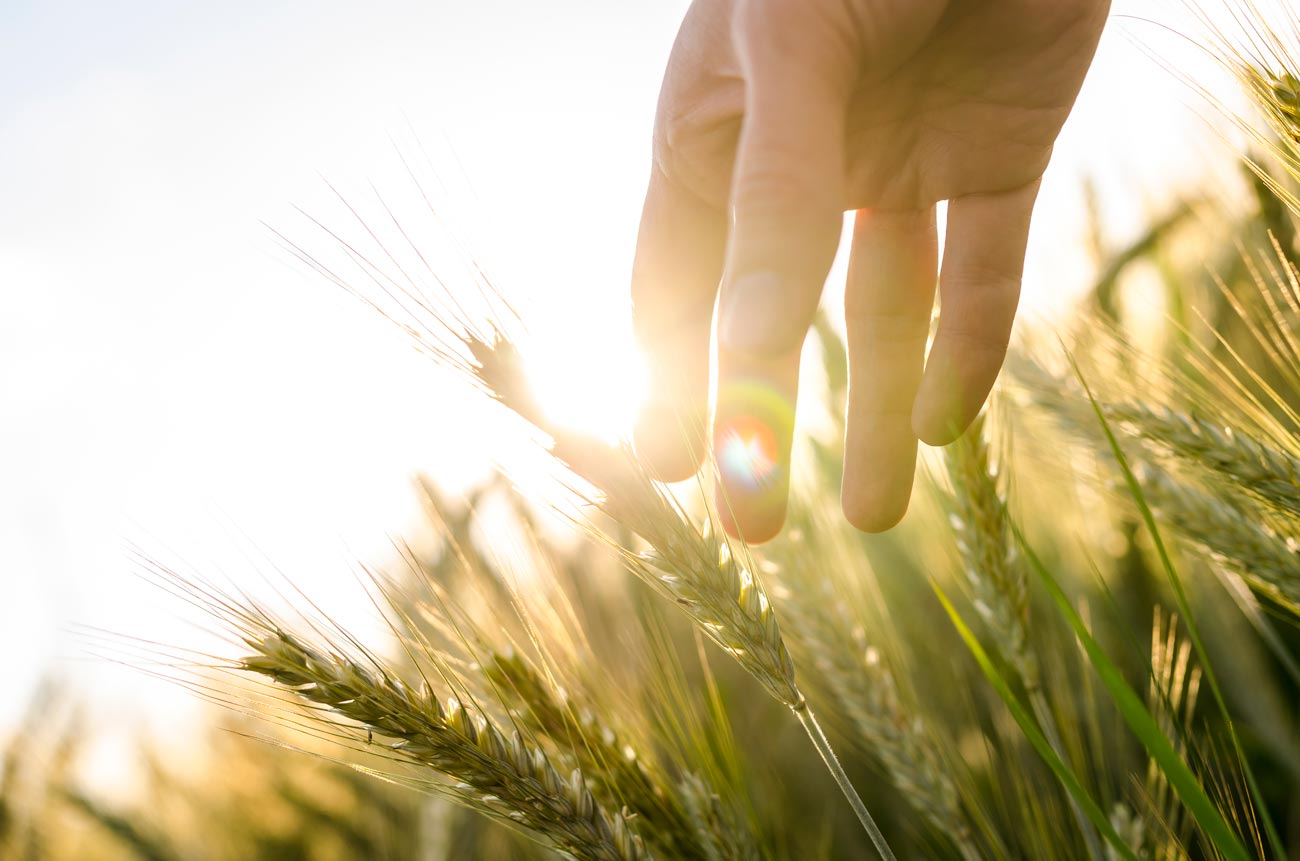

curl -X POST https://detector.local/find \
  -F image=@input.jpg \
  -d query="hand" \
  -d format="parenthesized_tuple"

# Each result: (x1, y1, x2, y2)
(631, 0, 1109, 541)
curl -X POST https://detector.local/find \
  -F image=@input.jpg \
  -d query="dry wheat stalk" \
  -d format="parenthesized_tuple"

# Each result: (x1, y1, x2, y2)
(241, 629, 650, 861)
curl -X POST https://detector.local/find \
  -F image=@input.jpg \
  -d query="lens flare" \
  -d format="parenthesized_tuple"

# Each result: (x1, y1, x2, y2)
(717, 414, 781, 490)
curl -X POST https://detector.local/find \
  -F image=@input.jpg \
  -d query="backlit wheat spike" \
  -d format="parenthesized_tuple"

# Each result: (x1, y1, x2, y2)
(945, 413, 1037, 691)
(1137, 464, 1300, 610)
(1013, 358, 1300, 523)
(242, 630, 651, 861)
(470, 331, 802, 709)
(1106, 402, 1300, 522)
(486, 649, 716, 861)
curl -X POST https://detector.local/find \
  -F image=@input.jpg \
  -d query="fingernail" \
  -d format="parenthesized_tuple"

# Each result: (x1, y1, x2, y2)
(720, 271, 789, 354)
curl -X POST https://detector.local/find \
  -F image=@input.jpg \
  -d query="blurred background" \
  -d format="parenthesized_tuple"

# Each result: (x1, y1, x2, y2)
(0, 0, 1247, 795)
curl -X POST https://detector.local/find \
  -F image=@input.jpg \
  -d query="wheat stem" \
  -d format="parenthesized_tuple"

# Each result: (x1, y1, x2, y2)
(793, 704, 897, 861)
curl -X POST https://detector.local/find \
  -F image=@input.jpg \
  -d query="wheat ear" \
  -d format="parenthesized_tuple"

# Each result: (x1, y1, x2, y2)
(1016, 359, 1300, 522)
(1016, 361, 1300, 608)
(1135, 464, 1300, 609)
(1105, 402, 1300, 521)
(471, 332, 897, 858)
(295, 220, 893, 858)
(852, 646, 981, 861)
(946, 415, 1037, 691)
(770, 562, 981, 860)
(945, 413, 1105, 861)
(241, 630, 650, 861)
(472, 333, 802, 709)
(486, 649, 721, 861)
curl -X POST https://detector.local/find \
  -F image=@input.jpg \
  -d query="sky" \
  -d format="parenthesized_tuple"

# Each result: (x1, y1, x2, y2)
(0, 0, 1248, 732)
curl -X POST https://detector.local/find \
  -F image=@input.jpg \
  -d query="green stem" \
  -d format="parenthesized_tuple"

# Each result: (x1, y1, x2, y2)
(1029, 688, 1106, 861)
(794, 701, 897, 861)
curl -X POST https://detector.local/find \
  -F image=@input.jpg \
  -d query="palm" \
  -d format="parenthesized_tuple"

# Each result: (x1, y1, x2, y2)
(664, 0, 1108, 212)
(844, 4, 1109, 208)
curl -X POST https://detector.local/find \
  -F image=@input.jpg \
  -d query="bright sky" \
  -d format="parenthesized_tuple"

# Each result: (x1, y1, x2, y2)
(0, 0, 1247, 731)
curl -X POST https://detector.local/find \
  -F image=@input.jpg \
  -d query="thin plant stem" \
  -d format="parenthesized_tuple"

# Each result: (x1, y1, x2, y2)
(793, 703, 897, 861)
(1029, 688, 1106, 861)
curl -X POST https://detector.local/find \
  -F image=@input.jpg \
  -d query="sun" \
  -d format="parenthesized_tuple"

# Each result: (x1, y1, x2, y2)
(521, 326, 649, 445)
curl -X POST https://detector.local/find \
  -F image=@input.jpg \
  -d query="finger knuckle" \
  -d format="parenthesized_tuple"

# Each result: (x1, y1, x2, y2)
(843, 307, 931, 345)
(653, 94, 743, 201)
(943, 265, 1022, 311)
(939, 323, 1012, 360)
(732, 161, 837, 225)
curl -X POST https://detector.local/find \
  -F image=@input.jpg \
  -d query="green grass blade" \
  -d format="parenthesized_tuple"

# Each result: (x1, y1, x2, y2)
(931, 584, 1140, 861)
(1009, 530, 1252, 861)
(1070, 356, 1284, 858)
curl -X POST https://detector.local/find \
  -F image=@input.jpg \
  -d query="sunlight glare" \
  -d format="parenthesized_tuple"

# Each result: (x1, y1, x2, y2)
(522, 328, 649, 445)
(717, 415, 780, 491)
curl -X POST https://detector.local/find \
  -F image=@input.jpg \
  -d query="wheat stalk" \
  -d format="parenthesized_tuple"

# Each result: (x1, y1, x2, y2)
(241, 629, 650, 861)
(1142, 608, 1202, 861)
(471, 333, 898, 858)
(285, 199, 894, 858)
(677, 772, 763, 861)
(767, 558, 980, 860)
(944, 412, 1106, 861)
(284, 220, 797, 708)
(852, 646, 979, 861)
(1014, 360, 1300, 608)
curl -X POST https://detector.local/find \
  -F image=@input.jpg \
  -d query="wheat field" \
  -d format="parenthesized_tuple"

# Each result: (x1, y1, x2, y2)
(4, 3, 1300, 860)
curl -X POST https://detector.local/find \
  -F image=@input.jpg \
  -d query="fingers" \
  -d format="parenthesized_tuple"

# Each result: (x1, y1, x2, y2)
(912, 180, 1040, 446)
(841, 207, 938, 533)
(719, 6, 854, 357)
(712, 6, 857, 542)
(631, 164, 728, 482)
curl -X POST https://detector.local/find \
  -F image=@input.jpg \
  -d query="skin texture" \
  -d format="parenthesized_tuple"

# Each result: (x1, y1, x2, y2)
(631, 0, 1111, 542)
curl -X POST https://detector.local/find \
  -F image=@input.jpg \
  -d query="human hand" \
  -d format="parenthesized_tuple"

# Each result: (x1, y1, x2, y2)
(631, 0, 1109, 541)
